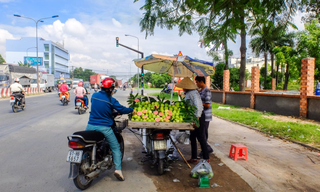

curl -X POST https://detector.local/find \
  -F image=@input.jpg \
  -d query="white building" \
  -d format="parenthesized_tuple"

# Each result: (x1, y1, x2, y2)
(6, 37, 70, 79)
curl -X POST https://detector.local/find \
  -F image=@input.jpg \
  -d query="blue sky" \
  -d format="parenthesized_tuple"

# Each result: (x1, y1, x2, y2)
(0, 0, 306, 81)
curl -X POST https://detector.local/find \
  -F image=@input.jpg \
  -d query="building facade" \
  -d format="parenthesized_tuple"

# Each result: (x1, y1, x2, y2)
(6, 37, 70, 79)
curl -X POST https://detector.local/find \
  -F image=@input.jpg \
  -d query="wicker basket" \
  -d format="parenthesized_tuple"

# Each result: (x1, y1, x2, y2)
(115, 119, 128, 130)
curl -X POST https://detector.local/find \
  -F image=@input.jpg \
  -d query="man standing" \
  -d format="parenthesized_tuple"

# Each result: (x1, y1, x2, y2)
(195, 76, 213, 158)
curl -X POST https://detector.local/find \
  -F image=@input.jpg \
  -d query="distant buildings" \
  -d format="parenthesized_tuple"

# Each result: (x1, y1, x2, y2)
(229, 57, 268, 70)
(6, 37, 70, 79)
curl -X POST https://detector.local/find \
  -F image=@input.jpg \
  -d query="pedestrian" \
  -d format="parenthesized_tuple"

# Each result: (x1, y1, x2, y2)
(175, 78, 209, 163)
(195, 76, 213, 158)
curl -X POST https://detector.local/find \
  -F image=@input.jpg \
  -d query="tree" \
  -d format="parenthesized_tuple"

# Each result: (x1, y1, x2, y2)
(72, 67, 97, 81)
(0, 54, 5, 64)
(296, 20, 320, 79)
(299, 0, 320, 23)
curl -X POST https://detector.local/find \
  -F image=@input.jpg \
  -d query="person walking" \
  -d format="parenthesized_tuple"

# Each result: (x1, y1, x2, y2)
(175, 78, 209, 163)
(195, 76, 213, 158)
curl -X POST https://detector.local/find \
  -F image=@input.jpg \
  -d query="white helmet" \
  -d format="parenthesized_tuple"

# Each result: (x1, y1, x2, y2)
(14, 78, 20, 82)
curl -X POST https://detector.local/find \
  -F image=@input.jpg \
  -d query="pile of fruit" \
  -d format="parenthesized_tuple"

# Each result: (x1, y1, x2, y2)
(127, 94, 199, 126)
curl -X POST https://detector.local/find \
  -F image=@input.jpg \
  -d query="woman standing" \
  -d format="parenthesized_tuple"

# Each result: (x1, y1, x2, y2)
(175, 78, 209, 163)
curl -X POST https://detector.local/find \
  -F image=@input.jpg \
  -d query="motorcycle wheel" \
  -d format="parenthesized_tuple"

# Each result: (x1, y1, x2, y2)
(157, 159, 164, 175)
(73, 151, 93, 190)
(119, 136, 124, 161)
(78, 108, 81, 115)
(12, 105, 17, 113)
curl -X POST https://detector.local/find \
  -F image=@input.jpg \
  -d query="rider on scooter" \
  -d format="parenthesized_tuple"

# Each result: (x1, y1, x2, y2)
(10, 78, 25, 106)
(59, 81, 70, 102)
(74, 82, 88, 109)
(85, 77, 133, 181)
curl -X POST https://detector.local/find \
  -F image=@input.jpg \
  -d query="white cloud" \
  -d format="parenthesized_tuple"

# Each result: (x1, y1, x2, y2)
(112, 18, 122, 28)
(0, 28, 14, 58)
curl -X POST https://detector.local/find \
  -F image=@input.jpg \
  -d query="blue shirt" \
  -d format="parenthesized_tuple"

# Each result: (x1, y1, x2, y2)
(88, 91, 133, 127)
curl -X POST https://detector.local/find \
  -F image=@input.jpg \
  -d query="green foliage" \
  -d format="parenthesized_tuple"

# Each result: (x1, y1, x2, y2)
(0, 54, 5, 64)
(72, 67, 97, 81)
(129, 72, 171, 88)
(18, 61, 31, 68)
(296, 20, 320, 79)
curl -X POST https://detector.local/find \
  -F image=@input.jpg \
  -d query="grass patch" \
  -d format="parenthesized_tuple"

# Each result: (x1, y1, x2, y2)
(212, 103, 320, 147)
(148, 92, 180, 101)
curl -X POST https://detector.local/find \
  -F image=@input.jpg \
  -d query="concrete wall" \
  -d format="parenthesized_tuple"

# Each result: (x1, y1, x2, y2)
(255, 94, 300, 116)
(212, 92, 223, 103)
(308, 98, 320, 121)
(226, 92, 251, 108)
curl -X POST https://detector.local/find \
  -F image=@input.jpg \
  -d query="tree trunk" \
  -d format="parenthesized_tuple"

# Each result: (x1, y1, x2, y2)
(224, 40, 229, 70)
(276, 64, 279, 87)
(271, 52, 274, 78)
(264, 51, 267, 89)
(239, 15, 247, 91)
(283, 62, 289, 90)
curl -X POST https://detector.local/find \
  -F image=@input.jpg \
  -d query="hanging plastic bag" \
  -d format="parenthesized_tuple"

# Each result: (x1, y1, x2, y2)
(190, 160, 214, 179)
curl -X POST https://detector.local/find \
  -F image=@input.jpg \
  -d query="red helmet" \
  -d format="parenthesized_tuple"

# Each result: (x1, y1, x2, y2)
(101, 77, 116, 88)
(78, 82, 83, 87)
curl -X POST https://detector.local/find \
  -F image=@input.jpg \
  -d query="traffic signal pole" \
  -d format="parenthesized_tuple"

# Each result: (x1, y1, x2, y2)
(116, 37, 144, 95)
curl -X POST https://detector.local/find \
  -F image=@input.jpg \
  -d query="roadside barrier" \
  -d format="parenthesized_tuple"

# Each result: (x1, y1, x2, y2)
(0, 87, 43, 98)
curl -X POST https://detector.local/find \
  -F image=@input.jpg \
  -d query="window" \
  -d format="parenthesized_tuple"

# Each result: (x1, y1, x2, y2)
(44, 44, 49, 51)
(44, 61, 49, 68)
(44, 53, 49, 60)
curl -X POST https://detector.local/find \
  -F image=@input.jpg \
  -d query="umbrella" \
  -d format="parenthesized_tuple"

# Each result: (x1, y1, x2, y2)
(134, 54, 214, 103)
(134, 54, 215, 77)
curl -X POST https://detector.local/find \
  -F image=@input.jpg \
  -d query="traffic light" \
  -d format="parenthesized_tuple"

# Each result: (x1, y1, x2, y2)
(116, 37, 119, 47)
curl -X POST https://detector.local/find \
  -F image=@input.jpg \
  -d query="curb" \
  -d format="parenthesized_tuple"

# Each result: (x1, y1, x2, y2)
(212, 114, 320, 153)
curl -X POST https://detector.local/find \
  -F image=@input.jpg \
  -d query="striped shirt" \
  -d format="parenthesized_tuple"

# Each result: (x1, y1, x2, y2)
(184, 89, 203, 118)
(199, 86, 212, 121)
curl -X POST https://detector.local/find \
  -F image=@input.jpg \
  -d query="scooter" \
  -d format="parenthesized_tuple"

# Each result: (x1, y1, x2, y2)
(10, 93, 25, 113)
(145, 129, 173, 175)
(75, 98, 87, 115)
(66, 111, 127, 190)
(161, 87, 171, 94)
(61, 94, 69, 106)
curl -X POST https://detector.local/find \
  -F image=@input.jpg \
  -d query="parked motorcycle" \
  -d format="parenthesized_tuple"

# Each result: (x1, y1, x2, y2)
(61, 94, 69, 106)
(145, 129, 173, 175)
(10, 93, 25, 113)
(66, 111, 127, 190)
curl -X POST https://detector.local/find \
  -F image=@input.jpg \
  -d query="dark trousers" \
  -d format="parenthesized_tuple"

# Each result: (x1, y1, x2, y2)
(200, 114, 213, 153)
(190, 117, 209, 160)
(12, 92, 25, 104)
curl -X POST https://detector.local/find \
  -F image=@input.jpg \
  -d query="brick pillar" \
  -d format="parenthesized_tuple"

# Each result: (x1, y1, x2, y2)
(222, 70, 230, 104)
(300, 58, 315, 117)
(205, 76, 211, 89)
(271, 78, 276, 90)
(250, 66, 260, 108)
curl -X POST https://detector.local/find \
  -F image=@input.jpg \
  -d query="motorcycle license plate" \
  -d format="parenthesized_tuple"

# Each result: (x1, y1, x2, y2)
(154, 140, 167, 150)
(76, 102, 81, 106)
(66, 150, 83, 163)
(62, 95, 65, 98)
(10, 99, 15, 103)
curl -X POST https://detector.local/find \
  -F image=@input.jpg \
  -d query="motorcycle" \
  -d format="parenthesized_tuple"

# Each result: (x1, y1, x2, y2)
(75, 94, 90, 115)
(61, 94, 69, 106)
(161, 87, 171, 94)
(66, 111, 127, 190)
(10, 93, 25, 113)
(145, 129, 173, 175)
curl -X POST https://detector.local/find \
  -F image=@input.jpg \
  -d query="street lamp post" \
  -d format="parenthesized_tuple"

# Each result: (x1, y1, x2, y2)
(125, 34, 139, 94)
(14, 14, 59, 92)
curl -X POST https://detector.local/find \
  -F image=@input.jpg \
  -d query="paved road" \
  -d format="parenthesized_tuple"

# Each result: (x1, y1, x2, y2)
(0, 89, 156, 192)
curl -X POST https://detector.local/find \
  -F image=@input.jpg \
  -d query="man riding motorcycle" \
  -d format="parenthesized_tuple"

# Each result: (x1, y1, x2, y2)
(85, 77, 133, 181)
(74, 82, 88, 109)
(59, 81, 70, 102)
(10, 78, 25, 106)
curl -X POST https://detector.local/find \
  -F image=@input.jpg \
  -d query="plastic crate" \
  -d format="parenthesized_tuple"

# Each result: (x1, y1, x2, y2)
(115, 119, 128, 130)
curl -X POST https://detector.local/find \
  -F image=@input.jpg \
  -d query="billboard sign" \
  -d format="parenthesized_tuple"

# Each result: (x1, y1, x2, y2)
(24, 57, 43, 66)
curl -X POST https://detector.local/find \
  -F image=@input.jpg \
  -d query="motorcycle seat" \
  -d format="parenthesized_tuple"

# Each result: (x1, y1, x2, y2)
(73, 131, 105, 143)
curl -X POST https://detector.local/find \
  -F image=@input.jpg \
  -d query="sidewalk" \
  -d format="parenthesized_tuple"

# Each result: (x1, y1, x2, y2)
(208, 116, 320, 192)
